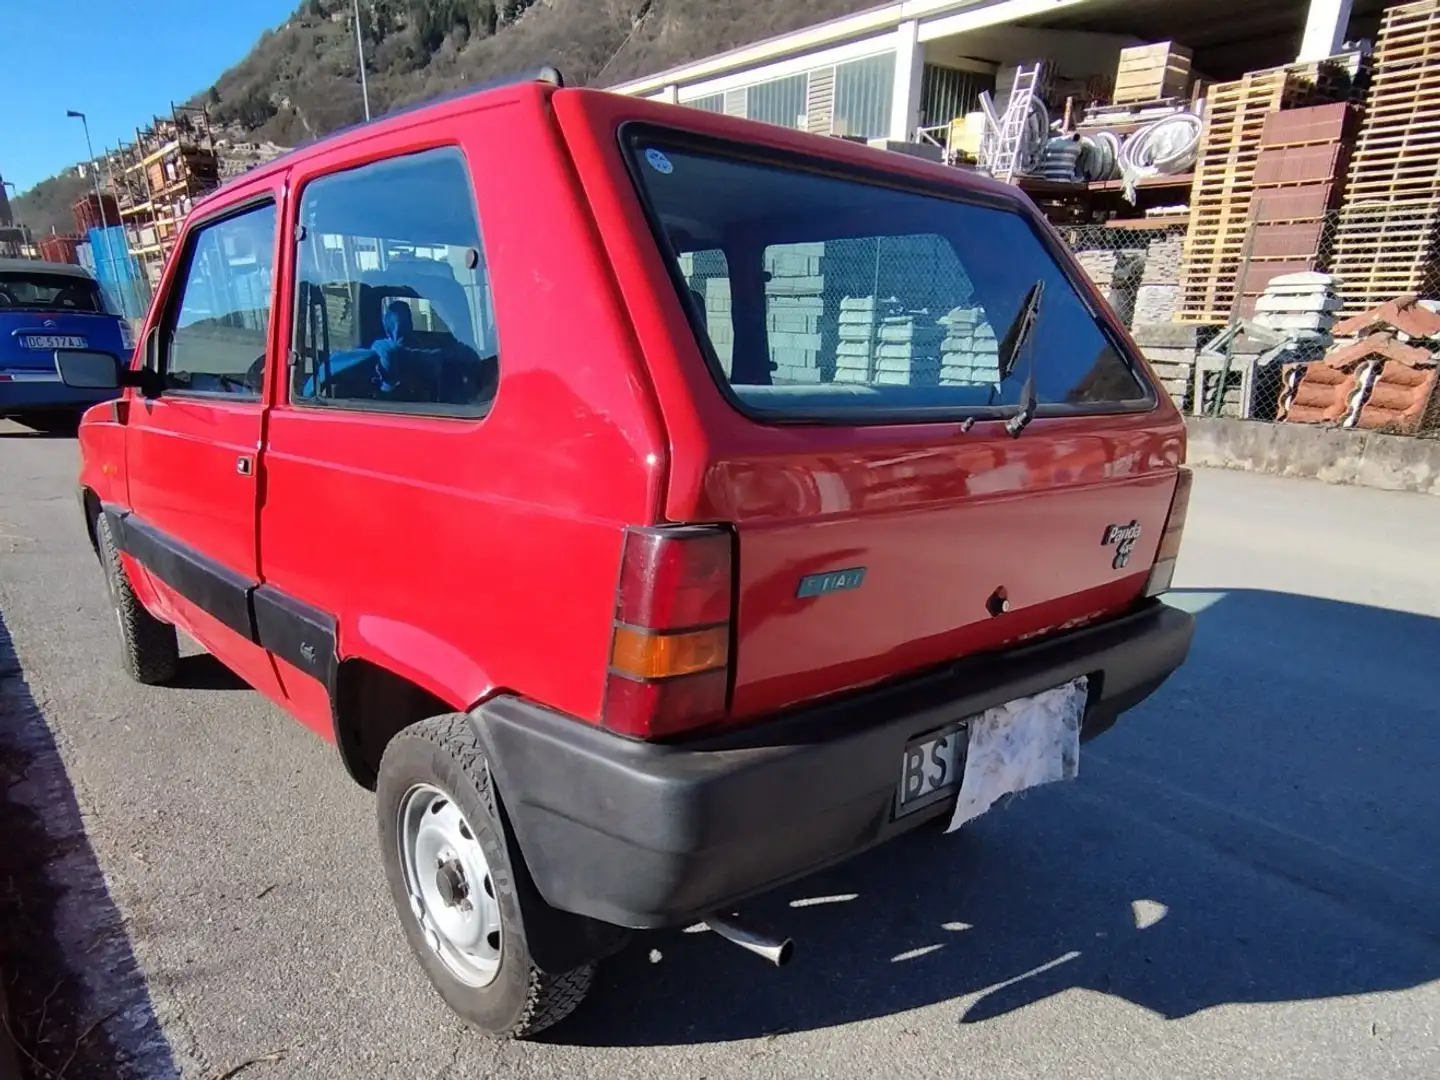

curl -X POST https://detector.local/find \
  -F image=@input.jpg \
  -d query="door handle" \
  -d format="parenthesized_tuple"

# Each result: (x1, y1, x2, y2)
(236, 455, 254, 476)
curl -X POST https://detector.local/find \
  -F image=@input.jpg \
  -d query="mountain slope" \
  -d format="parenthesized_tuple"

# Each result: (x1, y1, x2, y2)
(16, 0, 877, 237)
(203, 0, 882, 143)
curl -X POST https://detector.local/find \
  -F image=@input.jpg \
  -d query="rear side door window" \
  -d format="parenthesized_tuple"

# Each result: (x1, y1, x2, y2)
(290, 146, 498, 417)
(160, 202, 278, 397)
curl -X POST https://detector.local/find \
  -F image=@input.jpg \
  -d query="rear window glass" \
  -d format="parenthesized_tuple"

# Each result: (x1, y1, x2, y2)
(625, 135, 1148, 422)
(0, 272, 105, 314)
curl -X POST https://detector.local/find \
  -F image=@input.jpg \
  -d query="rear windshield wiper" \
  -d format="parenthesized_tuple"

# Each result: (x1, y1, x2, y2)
(997, 279, 1044, 438)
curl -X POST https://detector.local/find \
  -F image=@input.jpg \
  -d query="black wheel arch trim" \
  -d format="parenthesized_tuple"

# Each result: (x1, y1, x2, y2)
(459, 707, 633, 973)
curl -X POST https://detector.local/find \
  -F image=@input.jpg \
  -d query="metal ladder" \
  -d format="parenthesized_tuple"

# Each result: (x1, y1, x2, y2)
(985, 62, 1043, 181)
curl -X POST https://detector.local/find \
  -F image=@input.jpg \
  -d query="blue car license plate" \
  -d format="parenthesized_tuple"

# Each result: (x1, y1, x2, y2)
(20, 335, 88, 349)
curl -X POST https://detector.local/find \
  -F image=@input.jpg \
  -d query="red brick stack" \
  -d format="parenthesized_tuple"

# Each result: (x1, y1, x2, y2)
(1239, 103, 1358, 318)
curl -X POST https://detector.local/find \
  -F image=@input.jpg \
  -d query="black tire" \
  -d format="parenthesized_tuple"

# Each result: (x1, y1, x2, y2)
(95, 512, 179, 685)
(376, 713, 594, 1039)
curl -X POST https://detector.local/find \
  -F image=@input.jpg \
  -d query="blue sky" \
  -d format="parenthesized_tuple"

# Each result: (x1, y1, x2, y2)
(0, 0, 297, 193)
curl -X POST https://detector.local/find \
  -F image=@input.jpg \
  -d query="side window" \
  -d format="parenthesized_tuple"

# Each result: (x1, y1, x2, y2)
(162, 203, 277, 396)
(291, 146, 498, 417)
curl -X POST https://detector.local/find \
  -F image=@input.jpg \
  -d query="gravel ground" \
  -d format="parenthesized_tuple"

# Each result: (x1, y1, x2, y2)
(1, 419, 1437, 1080)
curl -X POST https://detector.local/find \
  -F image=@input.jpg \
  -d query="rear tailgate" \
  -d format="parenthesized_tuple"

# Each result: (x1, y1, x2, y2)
(560, 96, 1186, 719)
(712, 420, 1178, 716)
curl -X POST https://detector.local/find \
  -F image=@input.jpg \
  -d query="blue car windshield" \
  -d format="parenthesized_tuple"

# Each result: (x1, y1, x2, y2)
(0, 271, 106, 314)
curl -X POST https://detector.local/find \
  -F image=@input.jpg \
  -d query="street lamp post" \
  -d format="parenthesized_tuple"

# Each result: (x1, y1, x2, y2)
(352, 0, 372, 121)
(66, 109, 120, 294)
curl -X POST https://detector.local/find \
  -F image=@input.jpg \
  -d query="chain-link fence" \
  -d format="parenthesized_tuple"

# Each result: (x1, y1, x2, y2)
(1059, 206, 1440, 438)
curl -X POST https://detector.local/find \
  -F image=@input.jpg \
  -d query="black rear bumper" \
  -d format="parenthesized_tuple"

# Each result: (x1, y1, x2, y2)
(473, 600, 1194, 931)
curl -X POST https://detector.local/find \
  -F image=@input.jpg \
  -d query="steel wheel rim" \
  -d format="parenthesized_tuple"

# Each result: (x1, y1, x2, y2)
(397, 783, 503, 987)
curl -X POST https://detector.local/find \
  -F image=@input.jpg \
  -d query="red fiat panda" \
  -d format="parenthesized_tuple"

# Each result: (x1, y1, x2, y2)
(58, 69, 1194, 1038)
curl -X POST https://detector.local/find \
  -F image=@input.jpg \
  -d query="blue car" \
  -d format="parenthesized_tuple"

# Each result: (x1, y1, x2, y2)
(1, 258, 131, 429)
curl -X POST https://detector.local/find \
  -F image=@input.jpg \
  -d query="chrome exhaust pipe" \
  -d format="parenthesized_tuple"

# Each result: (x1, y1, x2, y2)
(705, 913, 794, 967)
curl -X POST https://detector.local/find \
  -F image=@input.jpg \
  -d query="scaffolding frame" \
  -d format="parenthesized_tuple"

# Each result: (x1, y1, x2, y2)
(109, 103, 221, 284)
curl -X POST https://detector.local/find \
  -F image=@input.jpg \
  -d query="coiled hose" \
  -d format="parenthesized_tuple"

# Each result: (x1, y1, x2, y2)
(1118, 112, 1203, 201)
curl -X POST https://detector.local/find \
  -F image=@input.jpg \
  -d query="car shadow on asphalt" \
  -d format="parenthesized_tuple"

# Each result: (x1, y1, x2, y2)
(0, 609, 180, 1080)
(0, 419, 81, 439)
(168, 652, 252, 692)
(555, 588, 1440, 1046)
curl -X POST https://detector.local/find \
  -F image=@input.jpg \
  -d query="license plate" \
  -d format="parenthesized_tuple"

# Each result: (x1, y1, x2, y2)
(895, 677, 1089, 824)
(895, 725, 967, 817)
(19, 335, 87, 350)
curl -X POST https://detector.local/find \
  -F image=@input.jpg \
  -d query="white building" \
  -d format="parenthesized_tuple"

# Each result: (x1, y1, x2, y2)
(609, 0, 1376, 143)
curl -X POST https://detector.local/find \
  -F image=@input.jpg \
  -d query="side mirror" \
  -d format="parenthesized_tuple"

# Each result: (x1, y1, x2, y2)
(54, 349, 124, 390)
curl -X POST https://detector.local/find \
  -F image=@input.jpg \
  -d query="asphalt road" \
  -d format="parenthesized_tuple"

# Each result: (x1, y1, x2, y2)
(1, 419, 1438, 1080)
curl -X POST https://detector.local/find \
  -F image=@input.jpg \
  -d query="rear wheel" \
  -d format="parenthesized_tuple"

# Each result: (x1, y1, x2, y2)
(95, 512, 179, 685)
(376, 713, 594, 1039)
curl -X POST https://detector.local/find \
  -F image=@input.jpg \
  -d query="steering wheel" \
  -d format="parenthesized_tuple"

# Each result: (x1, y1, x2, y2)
(244, 354, 266, 393)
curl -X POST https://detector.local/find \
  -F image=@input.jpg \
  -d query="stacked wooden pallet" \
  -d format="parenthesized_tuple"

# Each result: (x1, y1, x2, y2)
(1235, 103, 1357, 317)
(1177, 57, 1361, 324)
(1330, 0, 1440, 313)
(1177, 69, 1302, 322)
(1113, 42, 1193, 105)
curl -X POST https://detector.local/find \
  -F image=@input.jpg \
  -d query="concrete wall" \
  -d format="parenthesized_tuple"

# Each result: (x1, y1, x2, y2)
(1185, 417, 1440, 497)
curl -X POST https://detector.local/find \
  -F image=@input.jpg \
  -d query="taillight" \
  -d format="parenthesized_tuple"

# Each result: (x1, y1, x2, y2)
(602, 525, 734, 739)
(1146, 467, 1192, 597)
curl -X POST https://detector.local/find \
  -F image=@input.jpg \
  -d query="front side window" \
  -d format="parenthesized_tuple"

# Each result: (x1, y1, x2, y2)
(0, 271, 106, 313)
(291, 146, 497, 417)
(627, 134, 1149, 422)
(162, 202, 277, 397)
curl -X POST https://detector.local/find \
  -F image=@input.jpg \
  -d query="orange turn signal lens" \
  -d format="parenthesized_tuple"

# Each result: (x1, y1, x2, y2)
(610, 625, 729, 681)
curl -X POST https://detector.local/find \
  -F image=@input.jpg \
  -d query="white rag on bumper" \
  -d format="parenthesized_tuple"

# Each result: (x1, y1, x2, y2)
(946, 676, 1087, 833)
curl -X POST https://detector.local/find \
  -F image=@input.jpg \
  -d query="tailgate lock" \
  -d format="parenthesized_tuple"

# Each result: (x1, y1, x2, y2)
(986, 587, 1010, 617)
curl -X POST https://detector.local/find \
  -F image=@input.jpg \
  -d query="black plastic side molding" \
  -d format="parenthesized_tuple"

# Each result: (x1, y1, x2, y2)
(252, 585, 338, 689)
(102, 505, 338, 691)
(118, 513, 256, 640)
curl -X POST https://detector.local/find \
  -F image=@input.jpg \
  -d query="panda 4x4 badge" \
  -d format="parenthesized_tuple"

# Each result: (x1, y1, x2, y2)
(1102, 521, 1142, 569)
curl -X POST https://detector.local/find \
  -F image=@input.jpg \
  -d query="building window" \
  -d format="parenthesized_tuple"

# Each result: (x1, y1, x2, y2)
(833, 52, 895, 138)
(746, 73, 809, 129)
(686, 93, 725, 113)
(920, 64, 996, 130)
